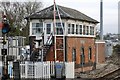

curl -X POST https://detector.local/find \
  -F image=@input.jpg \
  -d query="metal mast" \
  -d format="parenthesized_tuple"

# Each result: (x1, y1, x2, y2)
(56, 4, 65, 62)
(100, 0, 103, 40)
(53, 0, 65, 62)
(54, 0, 57, 61)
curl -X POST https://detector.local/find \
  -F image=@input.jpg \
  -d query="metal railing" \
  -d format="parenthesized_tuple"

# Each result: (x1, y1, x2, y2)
(45, 33, 53, 45)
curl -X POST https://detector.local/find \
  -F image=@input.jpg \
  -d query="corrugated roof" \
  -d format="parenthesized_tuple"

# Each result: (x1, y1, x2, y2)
(27, 5, 99, 23)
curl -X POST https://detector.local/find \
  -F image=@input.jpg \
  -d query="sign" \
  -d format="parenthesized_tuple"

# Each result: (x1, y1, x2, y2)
(1, 49, 7, 55)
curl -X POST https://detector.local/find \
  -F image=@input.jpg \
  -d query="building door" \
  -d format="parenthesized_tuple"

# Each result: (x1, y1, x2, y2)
(44, 23, 52, 44)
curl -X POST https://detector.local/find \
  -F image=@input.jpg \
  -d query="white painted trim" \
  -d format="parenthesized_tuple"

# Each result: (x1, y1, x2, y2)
(67, 34, 95, 37)
(95, 40, 105, 43)
(29, 19, 97, 38)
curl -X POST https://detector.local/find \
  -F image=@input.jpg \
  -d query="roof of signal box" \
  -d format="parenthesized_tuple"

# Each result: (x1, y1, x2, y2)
(26, 5, 99, 23)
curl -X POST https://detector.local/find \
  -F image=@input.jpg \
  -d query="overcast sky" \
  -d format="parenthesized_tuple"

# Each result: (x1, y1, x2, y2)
(42, 0, 119, 34)
(0, 0, 119, 34)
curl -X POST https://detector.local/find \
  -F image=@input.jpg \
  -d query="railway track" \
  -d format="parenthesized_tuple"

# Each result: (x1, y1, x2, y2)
(99, 68, 120, 79)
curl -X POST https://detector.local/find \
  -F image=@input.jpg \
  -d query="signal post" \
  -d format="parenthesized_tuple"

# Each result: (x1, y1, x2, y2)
(1, 14, 10, 79)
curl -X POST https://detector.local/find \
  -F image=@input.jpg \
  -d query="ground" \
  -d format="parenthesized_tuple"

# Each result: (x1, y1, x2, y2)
(75, 54, 120, 78)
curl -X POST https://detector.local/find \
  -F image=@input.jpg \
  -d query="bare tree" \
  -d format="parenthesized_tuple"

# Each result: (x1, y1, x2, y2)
(0, 1, 43, 37)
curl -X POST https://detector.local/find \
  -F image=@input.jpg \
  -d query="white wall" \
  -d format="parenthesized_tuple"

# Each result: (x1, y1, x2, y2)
(29, 19, 97, 45)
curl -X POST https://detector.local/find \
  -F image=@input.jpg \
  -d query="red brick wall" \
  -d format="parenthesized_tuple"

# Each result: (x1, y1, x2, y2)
(46, 36, 64, 61)
(96, 42, 105, 63)
(66, 37, 96, 64)
(46, 36, 96, 63)
(46, 46, 54, 61)
(46, 36, 96, 71)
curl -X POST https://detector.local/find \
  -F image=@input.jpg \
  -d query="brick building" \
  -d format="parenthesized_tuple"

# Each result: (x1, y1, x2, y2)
(26, 5, 99, 71)
(96, 40, 105, 64)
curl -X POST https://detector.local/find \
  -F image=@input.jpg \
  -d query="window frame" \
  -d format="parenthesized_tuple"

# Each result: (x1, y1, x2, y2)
(68, 24, 71, 34)
(72, 48, 76, 62)
(90, 26, 94, 35)
(86, 26, 89, 35)
(88, 47, 92, 61)
(79, 25, 82, 35)
(80, 47, 85, 65)
(46, 24, 51, 34)
(76, 24, 79, 34)
(83, 25, 86, 35)
(32, 22, 43, 35)
(72, 24, 75, 34)
(56, 22, 64, 35)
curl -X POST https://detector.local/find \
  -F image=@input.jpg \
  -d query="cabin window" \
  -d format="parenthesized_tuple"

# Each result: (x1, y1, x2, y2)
(90, 26, 94, 35)
(76, 25, 78, 34)
(32, 23, 43, 35)
(56, 23, 64, 35)
(80, 47, 85, 65)
(86, 26, 89, 35)
(72, 24, 75, 34)
(79, 25, 82, 35)
(83, 25, 86, 35)
(68, 24, 71, 34)
(46, 24, 51, 34)
(72, 48, 76, 61)
(88, 47, 92, 60)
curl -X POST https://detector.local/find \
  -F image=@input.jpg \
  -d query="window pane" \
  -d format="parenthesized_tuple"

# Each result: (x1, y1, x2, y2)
(81, 47, 85, 64)
(76, 25, 78, 34)
(72, 48, 76, 61)
(86, 26, 89, 35)
(39, 23, 43, 27)
(37, 28, 42, 33)
(90, 26, 94, 35)
(79, 25, 82, 35)
(60, 28, 63, 34)
(32, 23, 43, 35)
(68, 24, 71, 34)
(56, 22, 64, 35)
(46, 24, 51, 34)
(88, 47, 92, 60)
(83, 25, 85, 35)
(72, 24, 74, 34)
(36, 23, 40, 27)
(32, 28, 36, 34)
(32, 23, 36, 28)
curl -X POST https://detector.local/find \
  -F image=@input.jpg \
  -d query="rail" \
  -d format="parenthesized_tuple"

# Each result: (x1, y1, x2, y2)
(45, 33, 53, 45)
(99, 68, 120, 79)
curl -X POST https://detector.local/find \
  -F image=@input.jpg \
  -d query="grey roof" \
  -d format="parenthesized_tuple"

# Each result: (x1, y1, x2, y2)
(27, 5, 99, 23)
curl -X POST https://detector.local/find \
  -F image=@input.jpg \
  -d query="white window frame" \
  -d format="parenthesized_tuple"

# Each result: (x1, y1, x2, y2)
(86, 26, 89, 35)
(79, 25, 83, 35)
(56, 22, 64, 35)
(71, 24, 75, 34)
(68, 23, 71, 34)
(32, 22, 43, 35)
(83, 25, 86, 35)
(90, 26, 94, 35)
(46, 23, 51, 34)
(76, 24, 79, 34)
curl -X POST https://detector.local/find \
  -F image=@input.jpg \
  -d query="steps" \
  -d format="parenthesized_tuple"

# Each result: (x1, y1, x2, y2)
(43, 44, 53, 60)
(42, 33, 53, 60)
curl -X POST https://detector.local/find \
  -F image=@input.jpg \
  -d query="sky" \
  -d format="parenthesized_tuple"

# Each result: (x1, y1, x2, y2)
(0, 0, 119, 34)
(42, 0, 119, 34)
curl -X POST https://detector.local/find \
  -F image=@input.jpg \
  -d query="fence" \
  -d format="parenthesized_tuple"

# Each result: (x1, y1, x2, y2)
(8, 61, 74, 79)
(20, 61, 51, 78)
